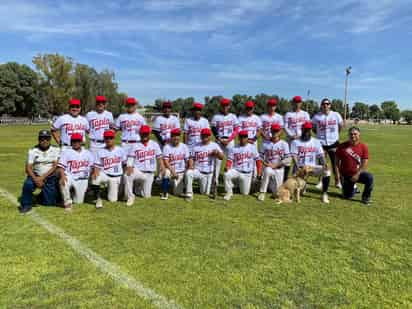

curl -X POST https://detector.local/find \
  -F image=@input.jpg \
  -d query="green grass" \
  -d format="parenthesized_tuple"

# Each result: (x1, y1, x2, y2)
(1, 124, 412, 308)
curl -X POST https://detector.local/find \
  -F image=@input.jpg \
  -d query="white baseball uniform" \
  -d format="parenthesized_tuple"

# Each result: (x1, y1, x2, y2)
(115, 112, 146, 154)
(238, 114, 262, 143)
(52, 114, 89, 149)
(27, 145, 60, 177)
(260, 113, 284, 142)
(290, 137, 329, 177)
(58, 147, 94, 205)
(224, 144, 260, 195)
(162, 143, 190, 195)
(125, 140, 162, 198)
(284, 110, 311, 140)
(86, 110, 114, 153)
(259, 140, 290, 193)
(152, 115, 180, 145)
(185, 142, 222, 196)
(92, 146, 126, 202)
(183, 117, 210, 149)
(312, 111, 343, 146)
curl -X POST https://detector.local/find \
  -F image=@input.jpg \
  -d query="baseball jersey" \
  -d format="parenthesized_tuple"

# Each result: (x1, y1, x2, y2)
(284, 110, 311, 138)
(211, 113, 239, 138)
(163, 143, 190, 174)
(312, 111, 343, 146)
(190, 142, 222, 174)
(238, 114, 262, 140)
(58, 148, 94, 180)
(227, 144, 259, 173)
(259, 140, 290, 165)
(260, 113, 284, 140)
(336, 141, 369, 177)
(127, 140, 162, 172)
(152, 115, 180, 143)
(94, 146, 126, 177)
(27, 145, 60, 176)
(290, 137, 324, 167)
(52, 114, 89, 145)
(115, 112, 146, 142)
(86, 110, 114, 141)
(183, 117, 210, 147)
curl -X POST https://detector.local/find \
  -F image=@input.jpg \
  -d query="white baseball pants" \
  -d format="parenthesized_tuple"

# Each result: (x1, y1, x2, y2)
(215, 140, 235, 185)
(260, 167, 284, 194)
(224, 169, 253, 195)
(185, 169, 213, 196)
(91, 172, 122, 202)
(125, 169, 154, 198)
(60, 175, 89, 205)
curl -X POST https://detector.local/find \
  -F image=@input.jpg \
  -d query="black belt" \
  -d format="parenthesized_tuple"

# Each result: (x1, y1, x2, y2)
(76, 177, 88, 180)
(122, 140, 137, 143)
(142, 171, 154, 174)
(62, 143, 70, 146)
(91, 139, 104, 143)
(106, 174, 122, 178)
(200, 171, 212, 175)
(238, 171, 252, 174)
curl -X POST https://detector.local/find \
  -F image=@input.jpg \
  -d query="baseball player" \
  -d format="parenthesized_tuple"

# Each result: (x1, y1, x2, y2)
(312, 98, 344, 189)
(185, 128, 224, 200)
(161, 128, 190, 200)
(223, 130, 262, 200)
(86, 95, 114, 154)
(51, 99, 89, 150)
(58, 133, 94, 211)
(284, 95, 311, 181)
(257, 124, 291, 201)
(152, 101, 180, 148)
(91, 130, 126, 209)
(211, 98, 240, 185)
(290, 121, 331, 204)
(20, 130, 60, 214)
(125, 125, 163, 205)
(260, 98, 284, 144)
(238, 101, 262, 146)
(115, 97, 146, 155)
(183, 102, 210, 150)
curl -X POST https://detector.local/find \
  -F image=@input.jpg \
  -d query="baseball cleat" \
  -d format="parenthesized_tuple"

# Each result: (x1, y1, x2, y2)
(64, 204, 73, 212)
(185, 194, 193, 202)
(95, 199, 103, 209)
(322, 193, 330, 204)
(126, 197, 135, 206)
(315, 181, 323, 190)
(257, 193, 265, 201)
(160, 193, 169, 200)
(223, 193, 233, 201)
(335, 182, 342, 189)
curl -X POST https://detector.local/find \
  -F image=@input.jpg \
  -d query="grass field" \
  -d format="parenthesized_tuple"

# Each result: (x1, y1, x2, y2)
(1, 124, 412, 308)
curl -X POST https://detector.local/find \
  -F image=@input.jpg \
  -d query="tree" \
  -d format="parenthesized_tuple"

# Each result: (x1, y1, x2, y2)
(401, 110, 412, 124)
(368, 104, 381, 122)
(331, 99, 347, 119)
(74, 64, 99, 113)
(304, 99, 320, 117)
(351, 102, 369, 120)
(381, 101, 400, 124)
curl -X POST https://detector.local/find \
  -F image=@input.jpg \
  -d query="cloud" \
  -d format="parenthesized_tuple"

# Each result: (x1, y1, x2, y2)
(83, 49, 121, 58)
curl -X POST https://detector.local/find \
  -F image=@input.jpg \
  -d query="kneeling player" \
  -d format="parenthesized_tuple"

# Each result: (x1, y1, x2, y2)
(91, 130, 126, 208)
(185, 128, 224, 200)
(161, 128, 190, 200)
(223, 130, 262, 200)
(58, 133, 94, 211)
(125, 125, 163, 205)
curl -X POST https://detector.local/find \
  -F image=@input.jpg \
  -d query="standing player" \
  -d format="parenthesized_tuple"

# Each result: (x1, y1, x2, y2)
(211, 98, 240, 185)
(260, 98, 284, 144)
(86, 95, 114, 154)
(115, 97, 146, 155)
(152, 101, 180, 148)
(125, 125, 163, 205)
(238, 101, 262, 146)
(51, 99, 89, 150)
(185, 128, 224, 200)
(58, 133, 94, 211)
(91, 130, 126, 209)
(223, 130, 262, 200)
(290, 121, 331, 204)
(312, 98, 344, 189)
(183, 102, 210, 150)
(161, 128, 190, 200)
(257, 124, 291, 201)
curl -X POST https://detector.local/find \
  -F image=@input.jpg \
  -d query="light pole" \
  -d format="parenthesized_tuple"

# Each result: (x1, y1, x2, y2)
(306, 89, 311, 114)
(344, 66, 352, 125)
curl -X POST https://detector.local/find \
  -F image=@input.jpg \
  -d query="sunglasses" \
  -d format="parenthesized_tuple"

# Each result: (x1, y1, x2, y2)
(104, 137, 115, 140)
(39, 137, 51, 141)
(70, 106, 80, 109)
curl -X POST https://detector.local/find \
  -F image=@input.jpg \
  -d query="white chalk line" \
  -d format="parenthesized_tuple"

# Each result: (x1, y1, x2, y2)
(0, 187, 183, 309)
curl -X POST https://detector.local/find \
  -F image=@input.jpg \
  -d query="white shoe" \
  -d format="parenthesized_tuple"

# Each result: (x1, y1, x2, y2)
(185, 194, 193, 202)
(95, 199, 103, 209)
(257, 193, 265, 201)
(322, 193, 330, 204)
(126, 197, 135, 206)
(315, 181, 323, 190)
(160, 193, 169, 200)
(64, 204, 72, 212)
(335, 182, 342, 189)
(223, 193, 233, 201)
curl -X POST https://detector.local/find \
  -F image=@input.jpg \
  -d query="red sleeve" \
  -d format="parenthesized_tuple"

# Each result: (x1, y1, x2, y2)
(361, 144, 369, 159)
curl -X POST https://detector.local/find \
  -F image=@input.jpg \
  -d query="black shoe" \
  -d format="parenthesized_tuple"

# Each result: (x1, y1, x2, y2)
(20, 207, 32, 214)
(361, 199, 371, 206)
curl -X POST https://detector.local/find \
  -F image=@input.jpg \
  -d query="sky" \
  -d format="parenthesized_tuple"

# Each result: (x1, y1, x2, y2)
(1, 0, 412, 109)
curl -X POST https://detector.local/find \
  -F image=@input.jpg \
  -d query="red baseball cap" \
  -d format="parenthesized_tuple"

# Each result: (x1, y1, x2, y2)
(292, 96, 303, 103)
(69, 98, 81, 106)
(126, 97, 137, 105)
(271, 123, 282, 131)
(96, 95, 107, 103)
(70, 133, 83, 141)
(200, 128, 211, 136)
(192, 102, 203, 110)
(162, 101, 172, 108)
(302, 121, 313, 130)
(171, 128, 181, 136)
(267, 98, 278, 106)
(139, 125, 151, 135)
(245, 101, 254, 108)
(220, 98, 231, 106)
(239, 130, 249, 137)
(103, 130, 115, 138)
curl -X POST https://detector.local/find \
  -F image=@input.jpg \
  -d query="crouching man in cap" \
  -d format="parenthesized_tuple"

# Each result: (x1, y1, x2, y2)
(20, 130, 60, 214)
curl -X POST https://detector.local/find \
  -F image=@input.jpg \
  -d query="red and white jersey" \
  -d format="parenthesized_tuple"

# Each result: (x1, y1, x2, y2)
(86, 110, 114, 141)
(238, 114, 262, 140)
(115, 112, 146, 142)
(190, 142, 222, 174)
(152, 115, 180, 143)
(259, 140, 290, 165)
(284, 110, 310, 138)
(290, 137, 324, 167)
(183, 117, 210, 147)
(52, 114, 89, 145)
(211, 113, 239, 138)
(260, 113, 284, 141)
(58, 148, 94, 180)
(94, 146, 126, 176)
(127, 140, 162, 172)
(227, 144, 259, 173)
(163, 143, 190, 173)
(312, 111, 343, 146)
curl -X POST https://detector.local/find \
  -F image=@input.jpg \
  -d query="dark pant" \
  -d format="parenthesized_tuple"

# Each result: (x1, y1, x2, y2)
(20, 175, 58, 210)
(323, 142, 339, 180)
(342, 172, 374, 201)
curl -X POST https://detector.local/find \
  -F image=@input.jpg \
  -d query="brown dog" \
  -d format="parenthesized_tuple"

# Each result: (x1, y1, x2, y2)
(276, 166, 313, 204)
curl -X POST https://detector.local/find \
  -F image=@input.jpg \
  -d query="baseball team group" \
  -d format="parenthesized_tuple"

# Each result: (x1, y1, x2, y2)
(19, 95, 374, 213)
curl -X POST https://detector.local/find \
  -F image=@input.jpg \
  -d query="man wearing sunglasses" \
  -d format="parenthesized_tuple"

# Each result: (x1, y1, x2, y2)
(20, 130, 60, 214)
